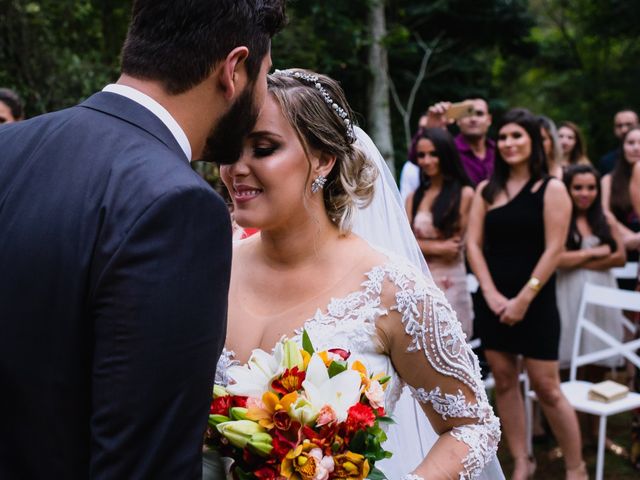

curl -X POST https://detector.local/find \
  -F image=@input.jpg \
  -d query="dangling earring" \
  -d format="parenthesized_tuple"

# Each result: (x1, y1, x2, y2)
(311, 175, 327, 193)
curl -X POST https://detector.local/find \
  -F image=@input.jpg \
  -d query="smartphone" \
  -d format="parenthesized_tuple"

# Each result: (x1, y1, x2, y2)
(445, 100, 475, 121)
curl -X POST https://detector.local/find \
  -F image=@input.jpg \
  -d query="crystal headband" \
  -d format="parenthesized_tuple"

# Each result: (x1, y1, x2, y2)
(274, 69, 357, 143)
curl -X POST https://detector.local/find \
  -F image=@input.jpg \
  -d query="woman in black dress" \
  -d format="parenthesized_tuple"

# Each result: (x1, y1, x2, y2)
(467, 109, 586, 480)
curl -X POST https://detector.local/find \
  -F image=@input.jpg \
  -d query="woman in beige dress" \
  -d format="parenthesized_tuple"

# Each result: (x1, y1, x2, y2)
(405, 128, 475, 338)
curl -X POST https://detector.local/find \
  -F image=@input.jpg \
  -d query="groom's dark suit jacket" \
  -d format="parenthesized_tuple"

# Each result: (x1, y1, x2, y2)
(0, 92, 231, 479)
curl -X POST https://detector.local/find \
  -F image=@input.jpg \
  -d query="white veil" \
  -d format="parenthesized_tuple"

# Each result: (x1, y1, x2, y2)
(351, 127, 504, 480)
(351, 127, 431, 279)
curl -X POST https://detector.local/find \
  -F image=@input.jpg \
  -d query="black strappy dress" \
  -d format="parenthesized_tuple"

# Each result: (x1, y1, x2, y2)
(475, 178, 560, 360)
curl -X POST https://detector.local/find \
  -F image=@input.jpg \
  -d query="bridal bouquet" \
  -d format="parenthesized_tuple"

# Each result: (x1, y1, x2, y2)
(205, 332, 393, 480)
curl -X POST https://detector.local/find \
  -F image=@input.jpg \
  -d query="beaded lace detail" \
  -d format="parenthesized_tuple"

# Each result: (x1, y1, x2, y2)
(386, 255, 500, 480)
(215, 254, 500, 480)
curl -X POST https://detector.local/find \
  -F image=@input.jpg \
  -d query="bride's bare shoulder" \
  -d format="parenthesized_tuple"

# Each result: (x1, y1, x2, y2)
(340, 234, 388, 269)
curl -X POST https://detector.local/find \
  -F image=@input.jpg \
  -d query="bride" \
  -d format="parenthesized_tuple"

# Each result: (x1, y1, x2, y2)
(216, 68, 502, 479)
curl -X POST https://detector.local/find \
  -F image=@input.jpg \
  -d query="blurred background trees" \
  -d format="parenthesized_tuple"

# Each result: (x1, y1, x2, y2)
(1, 0, 638, 171)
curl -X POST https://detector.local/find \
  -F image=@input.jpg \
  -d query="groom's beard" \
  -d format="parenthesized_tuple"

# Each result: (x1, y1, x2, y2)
(200, 84, 259, 165)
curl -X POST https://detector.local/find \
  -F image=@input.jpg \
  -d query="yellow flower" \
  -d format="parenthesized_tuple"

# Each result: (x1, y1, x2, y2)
(281, 442, 323, 480)
(333, 451, 370, 479)
(246, 391, 298, 429)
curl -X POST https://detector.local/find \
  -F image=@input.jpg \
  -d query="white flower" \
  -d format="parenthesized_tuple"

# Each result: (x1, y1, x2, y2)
(289, 397, 317, 425)
(226, 344, 284, 398)
(309, 448, 335, 480)
(302, 354, 361, 423)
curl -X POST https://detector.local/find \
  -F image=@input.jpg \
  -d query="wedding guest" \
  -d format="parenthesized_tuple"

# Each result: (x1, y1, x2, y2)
(557, 164, 627, 458)
(0, 87, 24, 123)
(405, 128, 475, 338)
(539, 115, 563, 178)
(602, 126, 640, 291)
(599, 109, 638, 174)
(424, 98, 495, 186)
(467, 108, 587, 480)
(558, 121, 590, 167)
(556, 164, 625, 369)
(0, 1, 287, 478)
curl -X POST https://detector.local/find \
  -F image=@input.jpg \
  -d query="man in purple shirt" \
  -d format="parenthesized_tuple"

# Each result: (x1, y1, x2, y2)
(425, 98, 495, 186)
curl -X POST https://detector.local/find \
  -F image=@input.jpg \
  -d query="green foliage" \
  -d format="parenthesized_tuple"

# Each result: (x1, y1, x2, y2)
(0, 0, 130, 116)
(3, 0, 634, 167)
(494, 0, 640, 160)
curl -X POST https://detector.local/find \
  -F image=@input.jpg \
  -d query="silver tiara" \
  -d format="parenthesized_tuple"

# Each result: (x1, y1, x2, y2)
(274, 69, 357, 143)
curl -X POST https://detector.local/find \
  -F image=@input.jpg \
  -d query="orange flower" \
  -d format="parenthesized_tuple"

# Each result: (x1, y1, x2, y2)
(246, 391, 298, 429)
(272, 367, 306, 395)
(281, 442, 335, 480)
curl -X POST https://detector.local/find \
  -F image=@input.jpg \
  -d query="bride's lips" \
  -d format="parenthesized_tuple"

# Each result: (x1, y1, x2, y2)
(233, 183, 263, 204)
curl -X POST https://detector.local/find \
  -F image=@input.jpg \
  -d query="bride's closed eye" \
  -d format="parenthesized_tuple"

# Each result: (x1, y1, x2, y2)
(253, 144, 279, 158)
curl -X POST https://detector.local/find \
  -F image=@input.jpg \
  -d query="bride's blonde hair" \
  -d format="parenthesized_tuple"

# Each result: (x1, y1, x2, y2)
(267, 69, 377, 233)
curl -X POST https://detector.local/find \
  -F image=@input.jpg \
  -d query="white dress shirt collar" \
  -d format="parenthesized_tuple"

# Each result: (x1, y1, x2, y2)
(102, 84, 192, 161)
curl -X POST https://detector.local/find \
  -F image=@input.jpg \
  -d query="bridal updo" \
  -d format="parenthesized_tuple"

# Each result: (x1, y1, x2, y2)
(268, 69, 377, 232)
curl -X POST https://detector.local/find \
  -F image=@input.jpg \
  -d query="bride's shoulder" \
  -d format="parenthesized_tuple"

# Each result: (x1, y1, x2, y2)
(348, 235, 436, 296)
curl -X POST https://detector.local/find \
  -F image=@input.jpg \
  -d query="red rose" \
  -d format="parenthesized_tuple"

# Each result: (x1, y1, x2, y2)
(232, 396, 248, 408)
(346, 403, 376, 431)
(210, 395, 232, 416)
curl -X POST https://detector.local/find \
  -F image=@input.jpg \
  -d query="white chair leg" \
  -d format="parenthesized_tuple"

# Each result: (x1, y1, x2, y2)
(596, 415, 607, 480)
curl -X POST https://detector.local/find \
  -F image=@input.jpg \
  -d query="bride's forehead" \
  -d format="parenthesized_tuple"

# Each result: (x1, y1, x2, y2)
(254, 96, 294, 133)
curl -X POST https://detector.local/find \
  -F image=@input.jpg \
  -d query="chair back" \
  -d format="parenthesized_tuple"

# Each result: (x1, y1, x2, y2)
(570, 283, 640, 381)
(612, 261, 639, 280)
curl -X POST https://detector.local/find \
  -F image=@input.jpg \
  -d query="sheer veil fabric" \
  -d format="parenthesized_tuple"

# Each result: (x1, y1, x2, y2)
(352, 127, 505, 479)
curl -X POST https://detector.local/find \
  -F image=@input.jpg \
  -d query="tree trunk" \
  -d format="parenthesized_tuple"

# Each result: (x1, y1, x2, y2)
(367, 0, 395, 176)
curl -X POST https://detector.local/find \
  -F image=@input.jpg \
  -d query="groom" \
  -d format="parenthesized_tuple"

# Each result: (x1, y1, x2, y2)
(0, 1, 285, 478)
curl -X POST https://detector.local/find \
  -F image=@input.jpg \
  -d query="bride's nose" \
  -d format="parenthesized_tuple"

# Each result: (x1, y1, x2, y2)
(226, 150, 251, 177)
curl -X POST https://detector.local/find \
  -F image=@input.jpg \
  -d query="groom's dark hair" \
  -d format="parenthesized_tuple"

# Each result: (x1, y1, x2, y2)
(121, 0, 287, 95)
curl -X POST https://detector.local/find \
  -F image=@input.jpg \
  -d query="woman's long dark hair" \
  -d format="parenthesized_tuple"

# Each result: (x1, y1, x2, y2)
(563, 164, 616, 252)
(559, 121, 588, 165)
(610, 126, 640, 222)
(410, 128, 472, 237)
(482, 108, 549, 203)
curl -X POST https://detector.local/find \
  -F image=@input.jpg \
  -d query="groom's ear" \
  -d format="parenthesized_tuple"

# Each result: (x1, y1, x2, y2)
(216, 47, 250, 101)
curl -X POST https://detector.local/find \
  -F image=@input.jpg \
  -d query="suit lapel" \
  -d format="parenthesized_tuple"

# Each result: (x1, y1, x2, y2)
(79, 92, 188, 162)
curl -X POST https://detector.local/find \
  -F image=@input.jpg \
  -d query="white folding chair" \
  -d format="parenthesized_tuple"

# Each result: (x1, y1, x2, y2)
(612, 261, 639, 280)
(529, 283, 640, 480)
(470, 338, 533, 457)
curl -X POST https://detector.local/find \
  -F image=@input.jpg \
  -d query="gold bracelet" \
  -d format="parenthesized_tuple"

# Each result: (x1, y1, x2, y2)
(527, 276, 541, 293)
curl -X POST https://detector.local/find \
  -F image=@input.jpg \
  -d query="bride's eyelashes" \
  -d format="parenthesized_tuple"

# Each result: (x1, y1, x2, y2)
(253, 144, 279, 157)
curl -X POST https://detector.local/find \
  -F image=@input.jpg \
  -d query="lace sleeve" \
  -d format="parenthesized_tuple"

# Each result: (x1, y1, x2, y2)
(373, 259, 501, 480)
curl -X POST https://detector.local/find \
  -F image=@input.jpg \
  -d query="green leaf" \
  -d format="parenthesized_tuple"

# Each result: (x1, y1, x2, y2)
(376, 416, 395, 424)
(367, 466, 388, 480)
(302, 329, 315, 354)
(327, 360, 347, 378)
(234, 467, 256, 480)
(349, 430, 367, 453)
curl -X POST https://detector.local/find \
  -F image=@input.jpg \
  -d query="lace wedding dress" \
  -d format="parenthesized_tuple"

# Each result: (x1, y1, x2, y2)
(216, 249, 503, 480)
